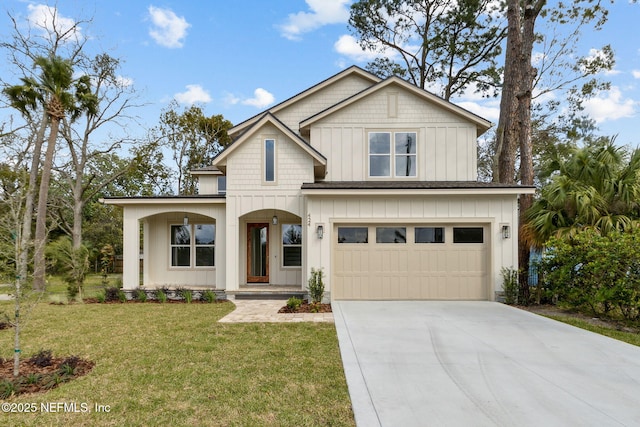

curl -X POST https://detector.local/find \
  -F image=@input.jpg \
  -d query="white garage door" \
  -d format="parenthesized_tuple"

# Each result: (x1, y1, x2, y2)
(333, 224, 489, 300)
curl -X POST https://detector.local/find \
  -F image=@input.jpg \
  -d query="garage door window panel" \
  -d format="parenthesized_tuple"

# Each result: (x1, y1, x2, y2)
(338, 227, 368, 243)
(376, 227, 406, 243)
(415, 227, 444, 243)
(453, 227, 484, 243)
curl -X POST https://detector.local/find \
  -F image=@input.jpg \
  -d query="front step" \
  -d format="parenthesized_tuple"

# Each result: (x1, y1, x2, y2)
(228, 286, 306, 300)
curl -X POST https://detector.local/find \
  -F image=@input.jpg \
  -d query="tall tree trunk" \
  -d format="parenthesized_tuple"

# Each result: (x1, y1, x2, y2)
(516, 2, 542, 303)
(19, 112, 49, 287)
(33, 116, 61, 290)
(495, 0, 522, 184)
(497, 0, 544, 304)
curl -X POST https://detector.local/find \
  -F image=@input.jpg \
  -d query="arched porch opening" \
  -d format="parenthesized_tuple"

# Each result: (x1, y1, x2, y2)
(236, 208, 303, 288)
(122, 210, 221, 290)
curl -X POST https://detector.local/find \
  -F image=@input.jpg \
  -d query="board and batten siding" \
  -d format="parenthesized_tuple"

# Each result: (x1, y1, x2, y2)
(305, 194, 519, 300)
(308, 88, 478, 181)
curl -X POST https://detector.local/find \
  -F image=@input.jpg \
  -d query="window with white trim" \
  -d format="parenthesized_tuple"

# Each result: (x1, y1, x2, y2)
(170, 224, 215, 267)
(217, 176, 226, 194)
(369, 132, 417, 177)
(282, 224, 302, 267)
(265, 139, 275, 182)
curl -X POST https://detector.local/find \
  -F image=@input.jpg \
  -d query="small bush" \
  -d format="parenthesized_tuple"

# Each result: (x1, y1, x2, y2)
(104, 287, 121, 302)
(286, 297, 302, 311)
(501, 267, 519, 305)
(0, 379, 19, 399)
(134, 288, 147, 302)
(156, 289, 167, 303)
(202, 290, 216, 303)
(308, 268, 325, 304)
(58, 363, 75, 376)
(58, 356, 82, 371)
(117, 289, 127, 303)
(41, 373, 66, 390)
(23, 373, 41, 385)
(29, 349, 53, 368)
(96, 291, 106, 303)
(177, 288, 193, 304)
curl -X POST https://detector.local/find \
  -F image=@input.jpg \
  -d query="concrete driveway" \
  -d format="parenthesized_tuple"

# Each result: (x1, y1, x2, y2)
(333, 301, 640, 427)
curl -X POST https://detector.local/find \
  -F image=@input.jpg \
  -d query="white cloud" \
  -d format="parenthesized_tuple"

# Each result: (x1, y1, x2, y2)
(633, 70, 640, 79)
(334, 34, 388, 62)
(116, 76, 134, 88)
(27, 4, 82, 43)
(241, 88, 275, 108)
(223, 92, 241, 106)
(280, 0, 350, 40)
(174, 85, 211, 105)
(455, 101, 500, 123)
(582, 86, 636, 123)
(148, 6, 190, 48)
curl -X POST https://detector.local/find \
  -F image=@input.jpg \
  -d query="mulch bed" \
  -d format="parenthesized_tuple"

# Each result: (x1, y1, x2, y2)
(0, 354, 94, 397)
(278, 301, 332, 313)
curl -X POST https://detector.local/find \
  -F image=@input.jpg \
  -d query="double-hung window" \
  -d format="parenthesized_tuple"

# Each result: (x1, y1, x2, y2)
(369, 132, 417, 178)
(282, 224, 302, 267)
(170, 224, 215, 267)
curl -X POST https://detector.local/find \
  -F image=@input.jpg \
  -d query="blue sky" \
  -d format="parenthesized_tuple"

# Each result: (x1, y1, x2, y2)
(1, 0, 639, 147)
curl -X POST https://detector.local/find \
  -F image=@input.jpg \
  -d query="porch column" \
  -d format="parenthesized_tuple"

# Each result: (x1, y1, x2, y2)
(122, 209, 140, 290)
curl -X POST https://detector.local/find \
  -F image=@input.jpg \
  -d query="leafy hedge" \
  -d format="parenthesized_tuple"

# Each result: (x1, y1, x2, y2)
(540, 228, 640, 320)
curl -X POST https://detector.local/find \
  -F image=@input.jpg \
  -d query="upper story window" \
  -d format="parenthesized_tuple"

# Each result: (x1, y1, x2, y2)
(264, 139, 276, 183)
(369, 132, 417, 178)
(218, 176, 226, 194)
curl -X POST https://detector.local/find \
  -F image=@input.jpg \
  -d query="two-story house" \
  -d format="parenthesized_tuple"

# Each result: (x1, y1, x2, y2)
(104, 66, 534, 301)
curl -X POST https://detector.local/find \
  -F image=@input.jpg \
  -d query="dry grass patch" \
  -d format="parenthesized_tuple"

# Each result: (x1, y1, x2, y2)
(0, 301, 354, 426)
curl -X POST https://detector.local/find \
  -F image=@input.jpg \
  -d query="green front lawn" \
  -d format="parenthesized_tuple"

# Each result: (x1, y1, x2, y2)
(0, 301, 354, 426)
(544, 315, 640, 347)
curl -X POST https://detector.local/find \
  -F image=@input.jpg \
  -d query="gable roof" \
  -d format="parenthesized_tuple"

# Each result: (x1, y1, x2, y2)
(213, 112, 327, 178)
(228, 65, 380, 138)
(299, 76, 492, 135)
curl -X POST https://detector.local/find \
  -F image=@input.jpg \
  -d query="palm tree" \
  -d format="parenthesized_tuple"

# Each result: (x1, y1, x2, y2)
(4, 55, 98, 290)
(524, 139, 640, 248)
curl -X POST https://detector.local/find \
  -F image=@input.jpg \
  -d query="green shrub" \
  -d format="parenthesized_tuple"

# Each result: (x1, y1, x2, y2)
(308, 268, 325, 304)
(134, 288, 147, 302)
(540, 228, 640, 320)
(202, 290, 216, 303)
(156, 289, 167, 303)
(287, 297, 302, 311)
(501, 267, 519, 305)
(177, 288, 193, 304)
(0, 379, 19, 399)
(96, 291, 106, 303)
(117, 289, 127, 303)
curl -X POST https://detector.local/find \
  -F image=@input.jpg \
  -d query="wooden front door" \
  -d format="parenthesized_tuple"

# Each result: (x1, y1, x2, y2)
(247, 223, 269, 283)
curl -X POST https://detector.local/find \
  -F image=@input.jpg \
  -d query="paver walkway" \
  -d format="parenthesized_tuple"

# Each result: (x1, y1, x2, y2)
(218, 299, 334, 323)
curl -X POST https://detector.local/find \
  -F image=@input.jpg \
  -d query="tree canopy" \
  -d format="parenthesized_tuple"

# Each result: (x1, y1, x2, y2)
(524, 139, 640, 248)
(348, 0, 506, 99)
